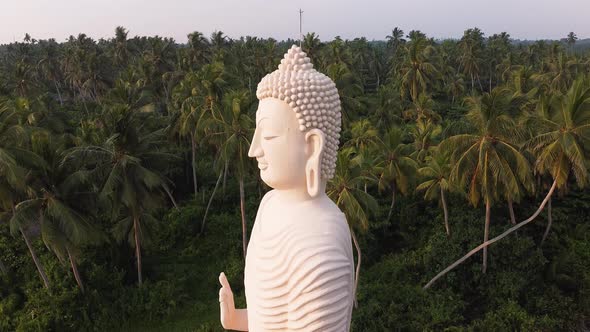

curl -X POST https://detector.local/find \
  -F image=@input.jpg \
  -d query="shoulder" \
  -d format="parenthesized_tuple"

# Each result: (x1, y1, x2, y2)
(299, 196, 351, 241)
(260, 189, 276, 207)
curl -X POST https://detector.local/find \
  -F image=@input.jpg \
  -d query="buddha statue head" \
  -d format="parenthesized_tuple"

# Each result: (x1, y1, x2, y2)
(248, 45, 342, 198)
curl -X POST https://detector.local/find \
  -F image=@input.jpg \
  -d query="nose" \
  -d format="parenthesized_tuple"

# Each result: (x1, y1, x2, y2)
(248, 127, 263, 158)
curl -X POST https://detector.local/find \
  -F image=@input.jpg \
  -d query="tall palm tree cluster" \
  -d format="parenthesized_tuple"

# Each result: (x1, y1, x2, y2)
(0, 26, 589, 299)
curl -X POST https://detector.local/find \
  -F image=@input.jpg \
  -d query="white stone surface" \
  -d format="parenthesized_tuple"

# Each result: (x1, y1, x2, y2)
(218, 46, 353, 332)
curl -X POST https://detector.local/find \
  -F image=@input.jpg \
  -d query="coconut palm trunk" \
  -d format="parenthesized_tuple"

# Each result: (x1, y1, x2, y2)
(20, 227, 50, 289)
(440, 187, 450, 236)
(54, 81, 63, 106)
(191, 132, 198, 198)
(67, 248, 84, 293)
(239, 178, 247, 258)
(477, 75, 484, 92)
(133, 214, 143, 285)
(424, 179, 558, 289)
(200, 171, 223, 236)
(163, 186, 179, 210)
(541, 196, 552, 244)
(387, 183, 396, 221)
(222, 159, 229, 196)
(483, 198, 491, 273)
(350, 228, 361, 309)
(508, 200, 516, 225)
(0, 259, 7, 274)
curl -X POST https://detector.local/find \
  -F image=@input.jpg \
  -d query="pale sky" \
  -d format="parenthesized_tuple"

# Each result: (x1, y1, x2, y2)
(1, 0, 589, 44)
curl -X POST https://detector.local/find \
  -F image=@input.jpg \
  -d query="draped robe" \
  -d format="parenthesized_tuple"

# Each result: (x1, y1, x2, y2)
(244, 191, 354, 332)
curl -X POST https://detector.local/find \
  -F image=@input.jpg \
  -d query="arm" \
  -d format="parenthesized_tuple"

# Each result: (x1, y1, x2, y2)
(219, 272, 248, 331)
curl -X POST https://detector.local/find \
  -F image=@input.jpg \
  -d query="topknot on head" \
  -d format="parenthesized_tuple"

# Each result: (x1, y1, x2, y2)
(277, 45, 313, 72)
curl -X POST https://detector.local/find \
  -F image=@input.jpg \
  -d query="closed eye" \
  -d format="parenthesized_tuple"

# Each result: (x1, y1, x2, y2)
(263, 136, 278, 140)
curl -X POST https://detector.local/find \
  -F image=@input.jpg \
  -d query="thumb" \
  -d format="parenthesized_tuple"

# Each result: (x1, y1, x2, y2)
(219, 272, 232, 291)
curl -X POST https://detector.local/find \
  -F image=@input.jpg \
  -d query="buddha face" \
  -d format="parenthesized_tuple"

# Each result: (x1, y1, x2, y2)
(248, 98, 309, 191)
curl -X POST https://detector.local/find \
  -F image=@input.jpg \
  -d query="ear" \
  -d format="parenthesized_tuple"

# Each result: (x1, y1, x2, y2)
(304, 129, 325, 198)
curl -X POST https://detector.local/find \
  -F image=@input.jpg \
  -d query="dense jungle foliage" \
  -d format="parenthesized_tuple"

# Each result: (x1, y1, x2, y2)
(0, 27, 589, 331)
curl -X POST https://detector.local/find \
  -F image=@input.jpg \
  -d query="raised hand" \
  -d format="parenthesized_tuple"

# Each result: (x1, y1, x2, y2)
(219, 272, 236, 329)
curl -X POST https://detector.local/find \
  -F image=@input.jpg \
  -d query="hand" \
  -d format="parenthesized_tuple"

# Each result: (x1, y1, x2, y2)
(219, 272, 236, 330)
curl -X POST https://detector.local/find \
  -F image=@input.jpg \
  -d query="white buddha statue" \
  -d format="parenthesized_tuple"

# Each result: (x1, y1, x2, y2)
(218, 45, 354, 332)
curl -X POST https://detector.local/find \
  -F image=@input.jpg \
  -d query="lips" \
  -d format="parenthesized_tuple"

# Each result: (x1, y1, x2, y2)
(256, 158, 268, 170)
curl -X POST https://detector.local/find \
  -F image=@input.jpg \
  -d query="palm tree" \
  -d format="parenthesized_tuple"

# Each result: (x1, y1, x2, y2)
(351, 145, 380, 193)
(302, 32, 322, 64)
(399, 38, 438, 102)
(327, 149, 378, 307)
(543, 52, 577, 93)
(416, 149, 452, 235)
(170, 62, 229, 198)
(36, 39, 65, 106)
(211, 89, 255, 258)
(210, 31, 228, 61)
(0, 101, 51, 289)
(485, 33, 512, 92)
(385, 27, 406, 82)
(377, 127, 418, 221)
(525, 77, 590, 243)
(344, 119, 378, 152)
(386, 28, 405, 54)
(170, 72, 204, 198)
(65, 110, 175, 285)
(372, 83, 403, 131)
(326, 62, 364, 128)
(448, 74, 465, 104)
(113, 26, 130, 68)
(186, 31, 210, 68)
(403, 94, 441, 124)
(458, 28, 485, 92)
(426, 79, 590, 287)
(440, 87, 533, 273)
(409, 118, 442, 164)
(566, 32, 578, 53)
(12, 133, 102, 292)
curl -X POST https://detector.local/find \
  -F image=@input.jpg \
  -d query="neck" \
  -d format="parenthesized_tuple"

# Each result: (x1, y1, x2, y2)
(274, 183, 327, 204)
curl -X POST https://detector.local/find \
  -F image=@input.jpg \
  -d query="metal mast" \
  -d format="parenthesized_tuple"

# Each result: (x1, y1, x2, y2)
(299, 9, 304, 46)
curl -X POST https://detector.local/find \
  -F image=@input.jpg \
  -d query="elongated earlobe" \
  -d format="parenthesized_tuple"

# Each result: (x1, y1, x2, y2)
(305, 129, 324, 198)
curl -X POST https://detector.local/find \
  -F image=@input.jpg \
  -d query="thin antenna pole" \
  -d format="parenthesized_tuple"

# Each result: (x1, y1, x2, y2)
(299, 9, 303, 47)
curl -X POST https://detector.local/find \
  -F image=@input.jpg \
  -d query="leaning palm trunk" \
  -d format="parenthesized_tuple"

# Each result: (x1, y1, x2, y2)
(0, 259, 8, 274)
(440, 187, 450, 236)
(387, 183, 396, 222)
(200, 171, 223, 236)
(133, 214, 143, 285)
(508, 200, 516, 225)
(483, 198, 491, 273)
(163, 186, 179, 210)
(54, 81, 63, 106)
(239, 178, 247, 258)
(190, 133, 198, 198)
(350, 228, 361, 309)
(222, 159, 229, 196)
(67, 248, 84, 293)
(477, 75, 484, 92)
(20, 227, 50, 289)
(541, 196, 552, 244)
(424, 179, 558, 289)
